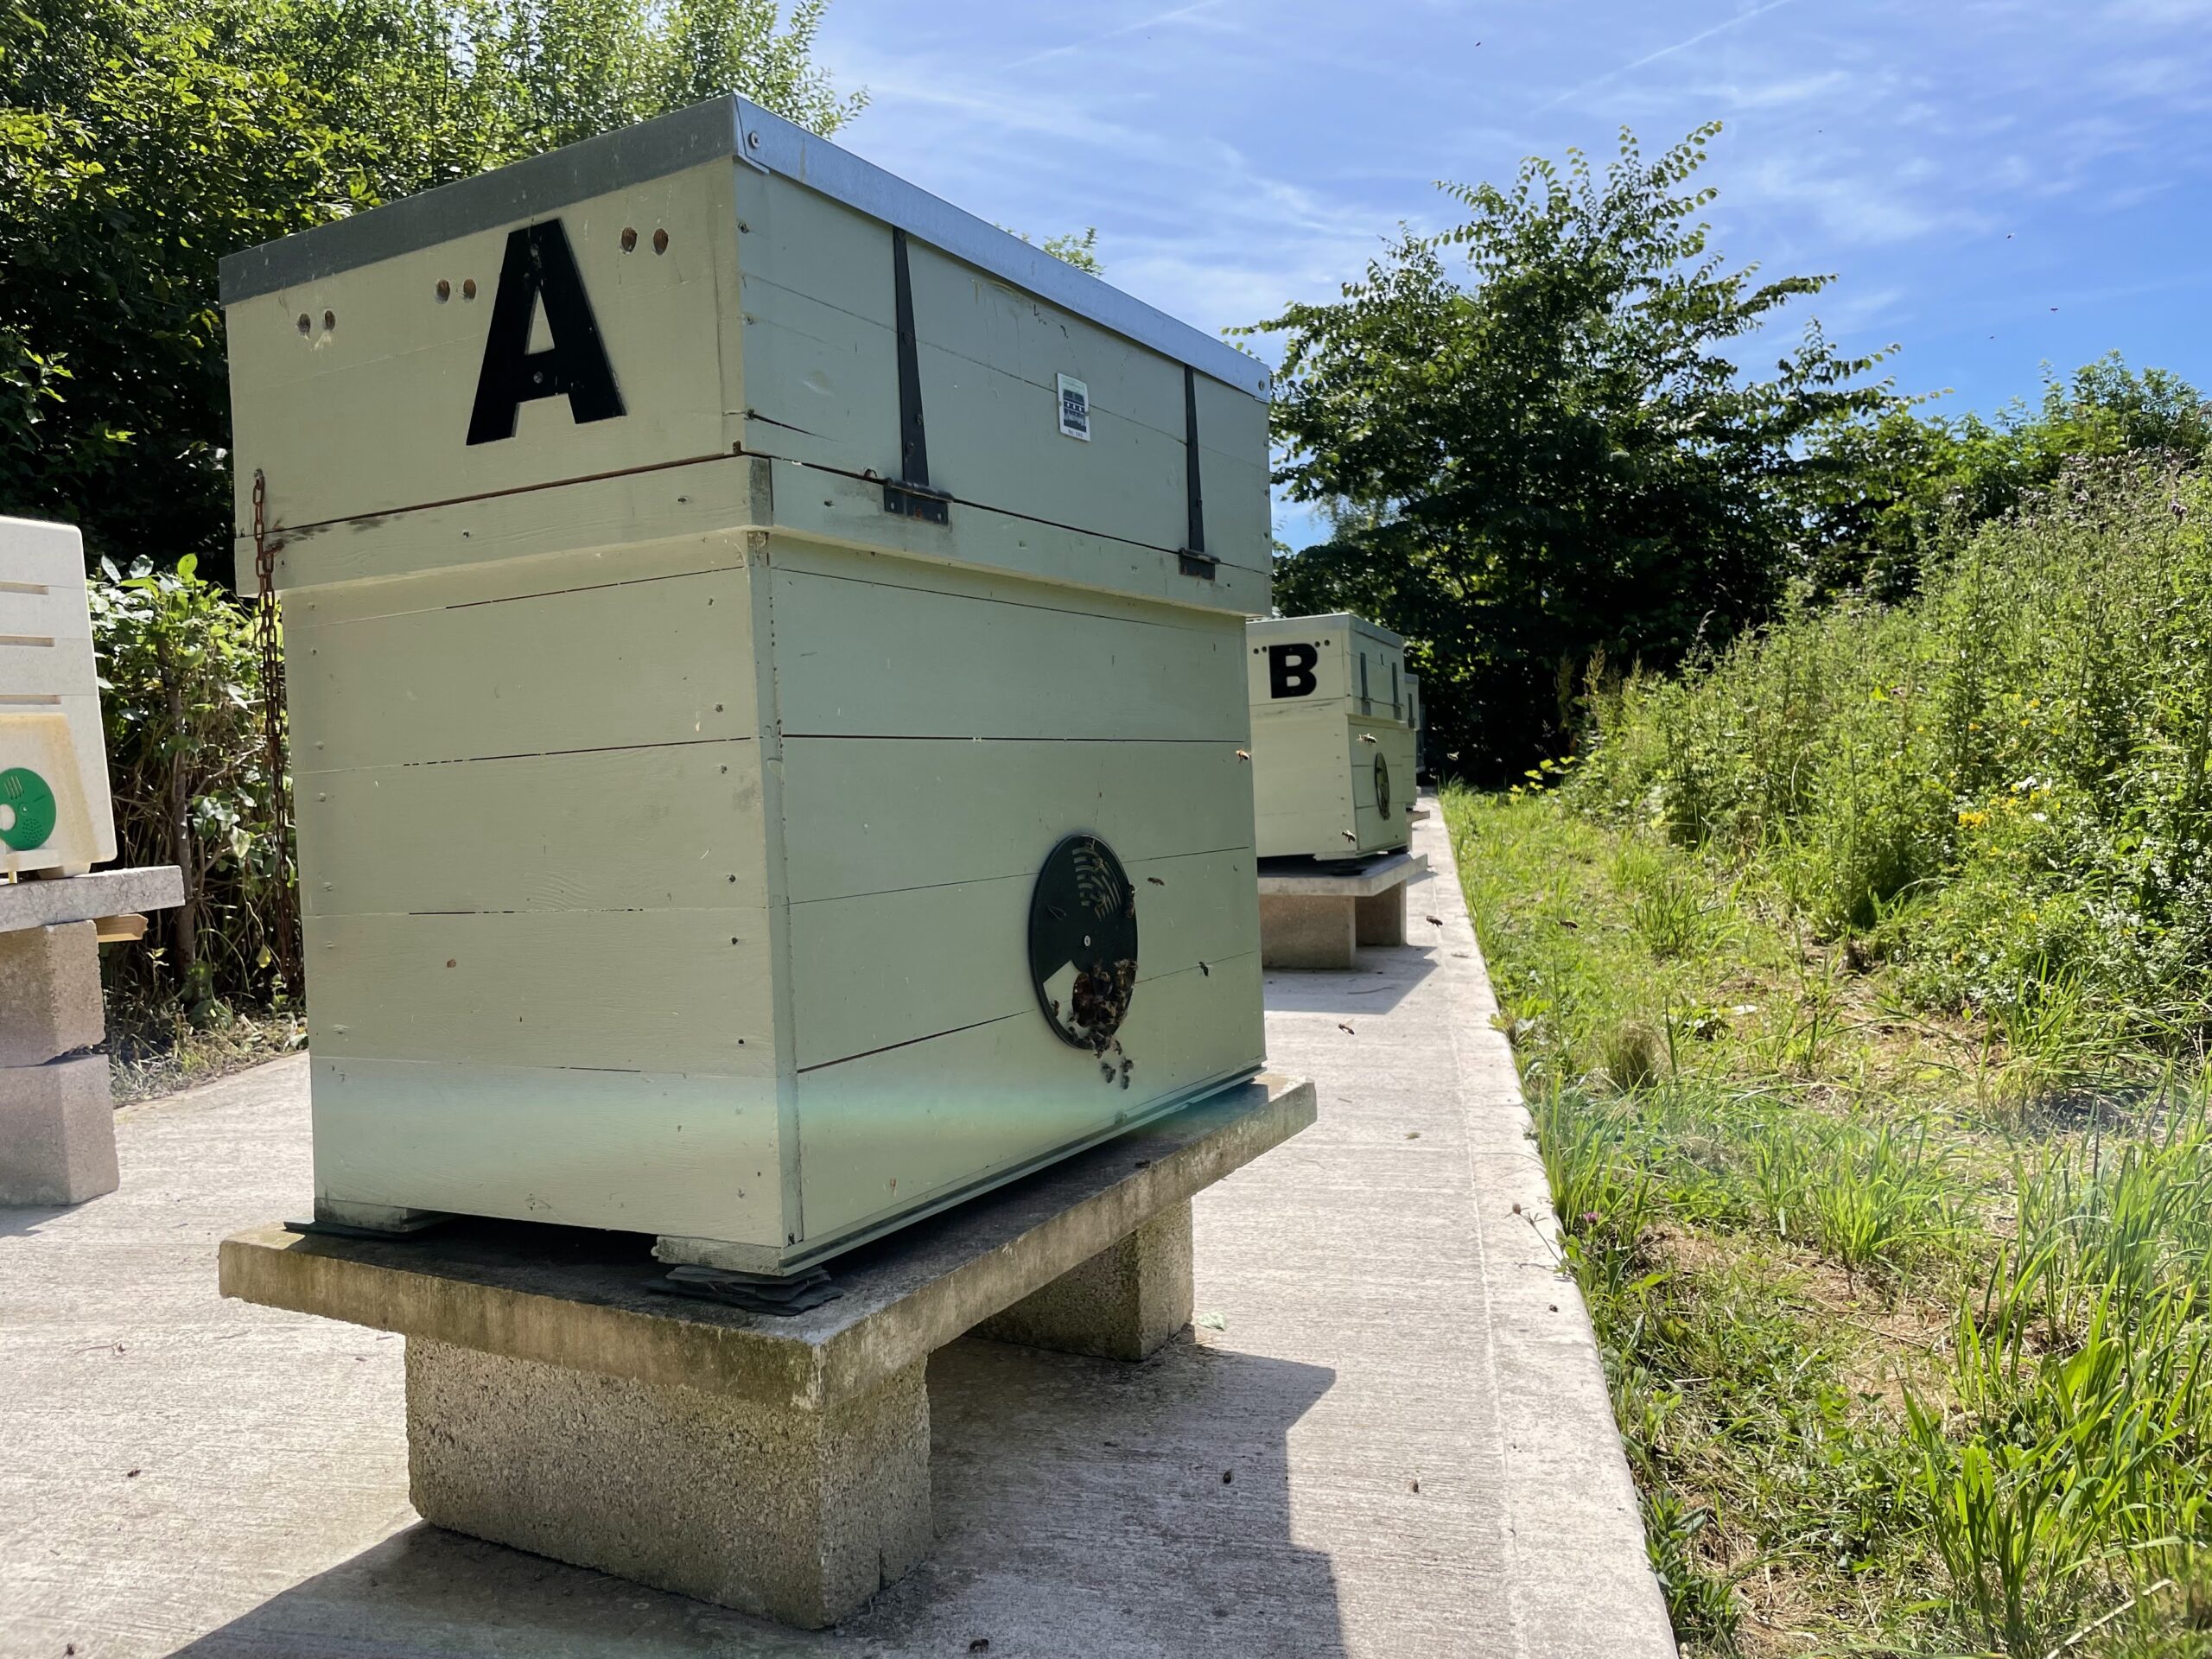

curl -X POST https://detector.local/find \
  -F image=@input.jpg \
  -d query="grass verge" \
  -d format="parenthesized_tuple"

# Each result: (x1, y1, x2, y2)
(1446, 785, 2212, 1658)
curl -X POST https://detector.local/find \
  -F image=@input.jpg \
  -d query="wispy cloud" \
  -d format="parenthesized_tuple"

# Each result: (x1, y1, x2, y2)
(813, 0, 2212, 425)
(999, 0, 1229, 73)
(1531, 0, 1803, 116)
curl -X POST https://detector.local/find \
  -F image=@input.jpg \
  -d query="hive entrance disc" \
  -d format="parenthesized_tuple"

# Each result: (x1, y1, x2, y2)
(1028, 833, 1140, 1052)
(0, 767, 56, 851)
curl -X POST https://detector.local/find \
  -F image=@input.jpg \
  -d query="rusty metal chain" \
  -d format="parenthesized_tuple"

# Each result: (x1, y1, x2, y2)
(251, 470, 300, 1001)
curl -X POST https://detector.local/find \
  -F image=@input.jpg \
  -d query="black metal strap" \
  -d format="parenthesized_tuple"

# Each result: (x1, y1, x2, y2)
(1179, 365, 1215, 579)
(885, 227, 950, 524)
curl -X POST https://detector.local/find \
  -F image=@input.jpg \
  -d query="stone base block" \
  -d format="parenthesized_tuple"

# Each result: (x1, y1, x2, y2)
(1259, 893, 1357, 969)
(1355, 880, 1408, 946)
(973, 1200, 1193, 1361)
(0, 921, 102, 1067)
(0, 1053, 117, 1205)
(405, 1337, 931, 1630)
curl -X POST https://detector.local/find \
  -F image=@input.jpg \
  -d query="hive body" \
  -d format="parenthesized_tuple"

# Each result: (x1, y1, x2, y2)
(0, 518, 117, 875)
(1246, 613, 1417, 861)
(221, 99, 1270, 1272)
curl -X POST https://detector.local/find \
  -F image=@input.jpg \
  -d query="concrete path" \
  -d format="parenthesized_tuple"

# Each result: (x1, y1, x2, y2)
(0, 801, 1673, 1659)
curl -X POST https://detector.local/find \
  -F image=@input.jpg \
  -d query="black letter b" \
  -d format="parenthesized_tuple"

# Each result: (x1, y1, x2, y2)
(1268, 643, 1319, 699)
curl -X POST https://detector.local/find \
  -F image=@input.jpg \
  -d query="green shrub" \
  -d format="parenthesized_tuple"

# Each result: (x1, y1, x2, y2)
(89, 556, 290, 1014)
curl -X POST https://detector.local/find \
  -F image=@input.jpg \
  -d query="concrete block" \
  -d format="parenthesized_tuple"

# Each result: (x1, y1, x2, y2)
(405, 1337, 930, 1628)
(0, 921, 103, 1066)
(1355, 880, 1408, 947)
(0, 1053, 117, 1205)
(1259, 893, 1357, 969)
(973, 1200, 1193, 1361)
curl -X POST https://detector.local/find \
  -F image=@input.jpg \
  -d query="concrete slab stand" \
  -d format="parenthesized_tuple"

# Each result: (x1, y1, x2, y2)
(218, 1074, 1314, 1630)
(0, 866, 182, 1205)
(1257, 849, 1429, 969)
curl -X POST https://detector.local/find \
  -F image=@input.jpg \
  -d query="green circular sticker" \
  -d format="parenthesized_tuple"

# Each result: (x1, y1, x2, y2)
(0, 766, 57, 852)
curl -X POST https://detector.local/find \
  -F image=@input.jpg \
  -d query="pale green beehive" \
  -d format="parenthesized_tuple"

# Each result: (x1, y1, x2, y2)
(220, 99, 1270, 1274)
(0, 518, 116, 875)
(1245, 613, 1416, 861)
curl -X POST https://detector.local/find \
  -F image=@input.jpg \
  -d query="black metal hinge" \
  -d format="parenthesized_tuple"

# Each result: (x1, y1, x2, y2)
(884, 226, 950, 526)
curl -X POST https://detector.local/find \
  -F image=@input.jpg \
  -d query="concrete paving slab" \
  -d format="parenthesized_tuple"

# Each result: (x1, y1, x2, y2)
(0, 797, 1674, 1659)
(0, 866, 183, 932)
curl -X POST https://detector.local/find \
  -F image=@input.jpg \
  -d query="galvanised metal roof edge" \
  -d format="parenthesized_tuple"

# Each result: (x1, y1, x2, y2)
(218, 96, 1271, 401)
(1249, 613, 1408, 651)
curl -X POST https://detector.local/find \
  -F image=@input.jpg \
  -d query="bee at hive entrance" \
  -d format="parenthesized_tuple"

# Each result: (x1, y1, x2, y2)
(1028, 834, 1140, 1057)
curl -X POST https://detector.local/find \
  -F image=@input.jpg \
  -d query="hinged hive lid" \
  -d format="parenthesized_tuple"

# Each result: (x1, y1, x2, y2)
(1246, 612, 1410, 725)
(221, 98, 1270, 613)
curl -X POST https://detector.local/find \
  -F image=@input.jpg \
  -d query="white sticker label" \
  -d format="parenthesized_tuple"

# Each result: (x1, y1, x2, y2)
(1057, 374, 1091, 441)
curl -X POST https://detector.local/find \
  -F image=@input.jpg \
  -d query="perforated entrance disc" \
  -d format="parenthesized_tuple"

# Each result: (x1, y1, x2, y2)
(1374, 752, 1392, 820)
(1029, 834, 1140, 1052)
(0, 766, 55, 851)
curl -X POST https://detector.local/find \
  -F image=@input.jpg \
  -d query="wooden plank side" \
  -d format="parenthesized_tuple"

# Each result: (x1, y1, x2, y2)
(744, 190, 1200, 448)
(311, 1055, 784, 1244)
(912, 338, 1188, 554)
(1190, 371, 1270, 483)
(786, 846, 1260, 1070)
(228, 160, 741, 544)
(779, 736, 1253, 902)
(264, 455, 768, 595)
(296, 740, 766, 918)
(1249, 706, 1353, 860)
(1350, 719, 1419, 854)
(738, 292, 1270, 575)
(908, 238, 1184, 438)
(308, 908, 775, 1074)
(737, 167, 896, 342)
(766, 559, 1248, 742)
(794, 950, 1264, 1243)
(737, 269, 897, 477)
(1192, 436, 1271, 571)
(288, 565, 760, 768)
(763, 463, 1266, 617)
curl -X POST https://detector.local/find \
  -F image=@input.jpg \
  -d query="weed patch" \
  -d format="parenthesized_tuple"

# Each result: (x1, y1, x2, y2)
(1449, 786, 2212, 1656)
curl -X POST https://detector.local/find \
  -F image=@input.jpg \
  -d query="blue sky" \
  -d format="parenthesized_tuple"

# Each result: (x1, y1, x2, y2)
(812, 0, 2212, 549)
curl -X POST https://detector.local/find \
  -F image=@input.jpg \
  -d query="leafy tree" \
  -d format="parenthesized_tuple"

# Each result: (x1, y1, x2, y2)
(1041, 226, 1102, 274)
(1001, 225, 1103, 274)
(1796, 354, 2212, 601)
(1255, 124, 1897, 779)
(0, 0, 861, 581)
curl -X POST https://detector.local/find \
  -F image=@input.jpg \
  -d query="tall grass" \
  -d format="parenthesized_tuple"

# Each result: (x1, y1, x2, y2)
(1575, 461, 2212, 1046)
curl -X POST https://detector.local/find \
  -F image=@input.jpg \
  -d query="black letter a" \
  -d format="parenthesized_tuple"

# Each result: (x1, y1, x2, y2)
(466, 219, 625, 446)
